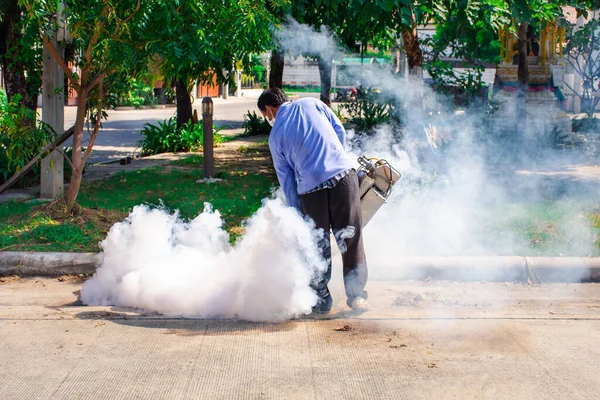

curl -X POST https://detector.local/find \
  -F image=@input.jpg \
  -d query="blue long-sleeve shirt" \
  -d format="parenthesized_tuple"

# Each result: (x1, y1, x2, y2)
(268, 97, 355, 211)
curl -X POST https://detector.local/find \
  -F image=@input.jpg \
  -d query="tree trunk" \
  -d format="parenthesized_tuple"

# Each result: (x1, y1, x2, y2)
(401, 24, 423, 79)
(318, 57, 332, 106)
(392, 39, 402, 75)
(176, 78, 193, 129)
(517, 22, 529, 135)
(65, 87, 88, 211)
(0, 0, 37, 114)
(269, 49, 284, 89)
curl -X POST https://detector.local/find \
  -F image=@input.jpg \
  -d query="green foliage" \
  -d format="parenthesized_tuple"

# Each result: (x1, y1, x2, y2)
(0, 0, 43, 109)
(139, 117, 223, 156)
(117, 77, 156, 108)
(333, 0, 437, 52)
(242, 53, 267, 85)
(572, 118, 600, 134)
(0, 89, 57, 184)
(425, 1, 506, 61)
(422, 0, 505, 104)
(564, 18, 600, 118)
(144, 0, 277, 93)
(425, 60, 489, 106)
(242, 111, 272, 136)
(332, 105, 347, 123)
(341, 88, 393, 132)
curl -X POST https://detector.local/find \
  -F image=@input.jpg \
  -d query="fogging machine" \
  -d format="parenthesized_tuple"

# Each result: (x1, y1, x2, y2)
(357, 156, 400, 226)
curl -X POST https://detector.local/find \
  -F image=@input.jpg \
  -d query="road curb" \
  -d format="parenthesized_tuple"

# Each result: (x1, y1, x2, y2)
(1, 252, 600, 282)
(0, 252, 99, 276)
(362, 256, 600, 283)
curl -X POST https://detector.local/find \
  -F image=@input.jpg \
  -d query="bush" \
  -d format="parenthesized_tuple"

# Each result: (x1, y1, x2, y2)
(572, 118, 600, 134)
(341, 88, 392, 132)
(118, 77, 156, 108)
(425, 60, 489, 107)
(0, 89, 57, 186)
(139, 117, 223, 156)
(242, 111, 271, 136)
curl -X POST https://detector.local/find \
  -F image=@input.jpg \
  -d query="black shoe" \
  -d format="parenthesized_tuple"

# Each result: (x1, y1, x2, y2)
(312, 294, 333, 314)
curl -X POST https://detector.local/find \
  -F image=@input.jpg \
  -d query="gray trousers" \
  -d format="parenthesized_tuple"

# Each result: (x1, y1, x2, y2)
(299, 170, 368, 307)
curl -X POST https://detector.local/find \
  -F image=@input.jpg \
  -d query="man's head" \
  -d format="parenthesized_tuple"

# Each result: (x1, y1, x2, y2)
(257, 88, 289, 126)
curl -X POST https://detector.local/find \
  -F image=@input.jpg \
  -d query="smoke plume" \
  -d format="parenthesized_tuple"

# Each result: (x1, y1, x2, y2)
(82, 20, 598, 320)
(276, 19, 599, 281)
(81, 197, 327, 321)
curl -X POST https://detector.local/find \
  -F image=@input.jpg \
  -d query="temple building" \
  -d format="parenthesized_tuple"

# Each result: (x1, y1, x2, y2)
(493, 14, 575, 139)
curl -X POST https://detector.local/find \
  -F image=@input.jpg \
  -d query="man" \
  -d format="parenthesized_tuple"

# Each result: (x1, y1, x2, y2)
(257, 88, 368, 313)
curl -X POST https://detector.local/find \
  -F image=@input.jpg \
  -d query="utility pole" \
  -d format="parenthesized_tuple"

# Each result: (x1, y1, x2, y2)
(40, 32, 65, 199)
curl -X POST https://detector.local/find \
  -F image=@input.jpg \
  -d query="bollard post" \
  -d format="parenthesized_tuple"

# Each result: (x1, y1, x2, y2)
(202, 97, 214, 178)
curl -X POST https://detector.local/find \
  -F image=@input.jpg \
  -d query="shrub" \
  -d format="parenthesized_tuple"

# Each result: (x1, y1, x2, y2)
(242, 111, 271, 136)
(118, 77, 156, 108)
(0, 89, 57, 185)
(139, 117, 223, 156)
(572, 118, 600, 134)
(341, 88, 392, 132)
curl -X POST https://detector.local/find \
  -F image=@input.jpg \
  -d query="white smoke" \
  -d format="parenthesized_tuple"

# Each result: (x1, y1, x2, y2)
(81, 21, 598, 322)
(274, 20, 598, 281)
(276, 18, 341, 61)
(81, 197, 327, 322)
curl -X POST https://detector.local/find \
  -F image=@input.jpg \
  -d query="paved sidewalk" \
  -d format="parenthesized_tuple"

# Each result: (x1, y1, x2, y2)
(1, 278, 600, 399)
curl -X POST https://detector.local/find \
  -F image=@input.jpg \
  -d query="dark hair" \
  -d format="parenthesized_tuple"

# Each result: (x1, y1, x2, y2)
(257, 88, 289, 111)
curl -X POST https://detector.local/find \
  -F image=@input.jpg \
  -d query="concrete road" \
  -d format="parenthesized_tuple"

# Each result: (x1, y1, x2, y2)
(57, 91, 320, 164)
(59, 97, 262, 164)
(1, 277, 600, 399)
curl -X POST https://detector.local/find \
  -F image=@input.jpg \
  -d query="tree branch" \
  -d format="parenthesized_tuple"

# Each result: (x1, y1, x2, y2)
(563, 80, 579, 97)
(565, 56, 579, 75)
(575, 54, 584, 76)
(43, 36, 81, 91)
(82, 78, 103, 165)
(112, 0, 141, 38)
(51, 145, 76, 171)
(83, 5, 109, 73)
(87, 73, 105, 91)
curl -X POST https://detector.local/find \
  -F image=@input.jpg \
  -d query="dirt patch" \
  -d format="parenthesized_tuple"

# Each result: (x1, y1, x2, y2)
(57, 275, 90, 284)
(0, 276, 22, 284)
(33, 200, 127, 232)
(214, 136, 274, 176)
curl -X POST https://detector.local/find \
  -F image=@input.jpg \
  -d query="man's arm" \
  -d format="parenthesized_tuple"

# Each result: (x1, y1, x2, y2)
(270, 142, 301, 211)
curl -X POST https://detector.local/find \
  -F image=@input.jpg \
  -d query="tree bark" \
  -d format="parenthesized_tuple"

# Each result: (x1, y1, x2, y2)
(176, 78, 193, 129)
(0, 0, 37, 114)
(392, 39, 402, 75)
(269, 49, 284, 89)
(401, 24, 423, 79)
(65, 87, 88, 211)
(517, 22, 529, 134)
(318, 57, 332, 106)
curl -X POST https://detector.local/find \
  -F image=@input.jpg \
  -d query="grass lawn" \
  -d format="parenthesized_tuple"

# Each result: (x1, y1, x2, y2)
(0, 158, 276, 252)
(479, 202, 600, 256)
(283, 85, 322, 94)
(0, 150, 598, 255)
